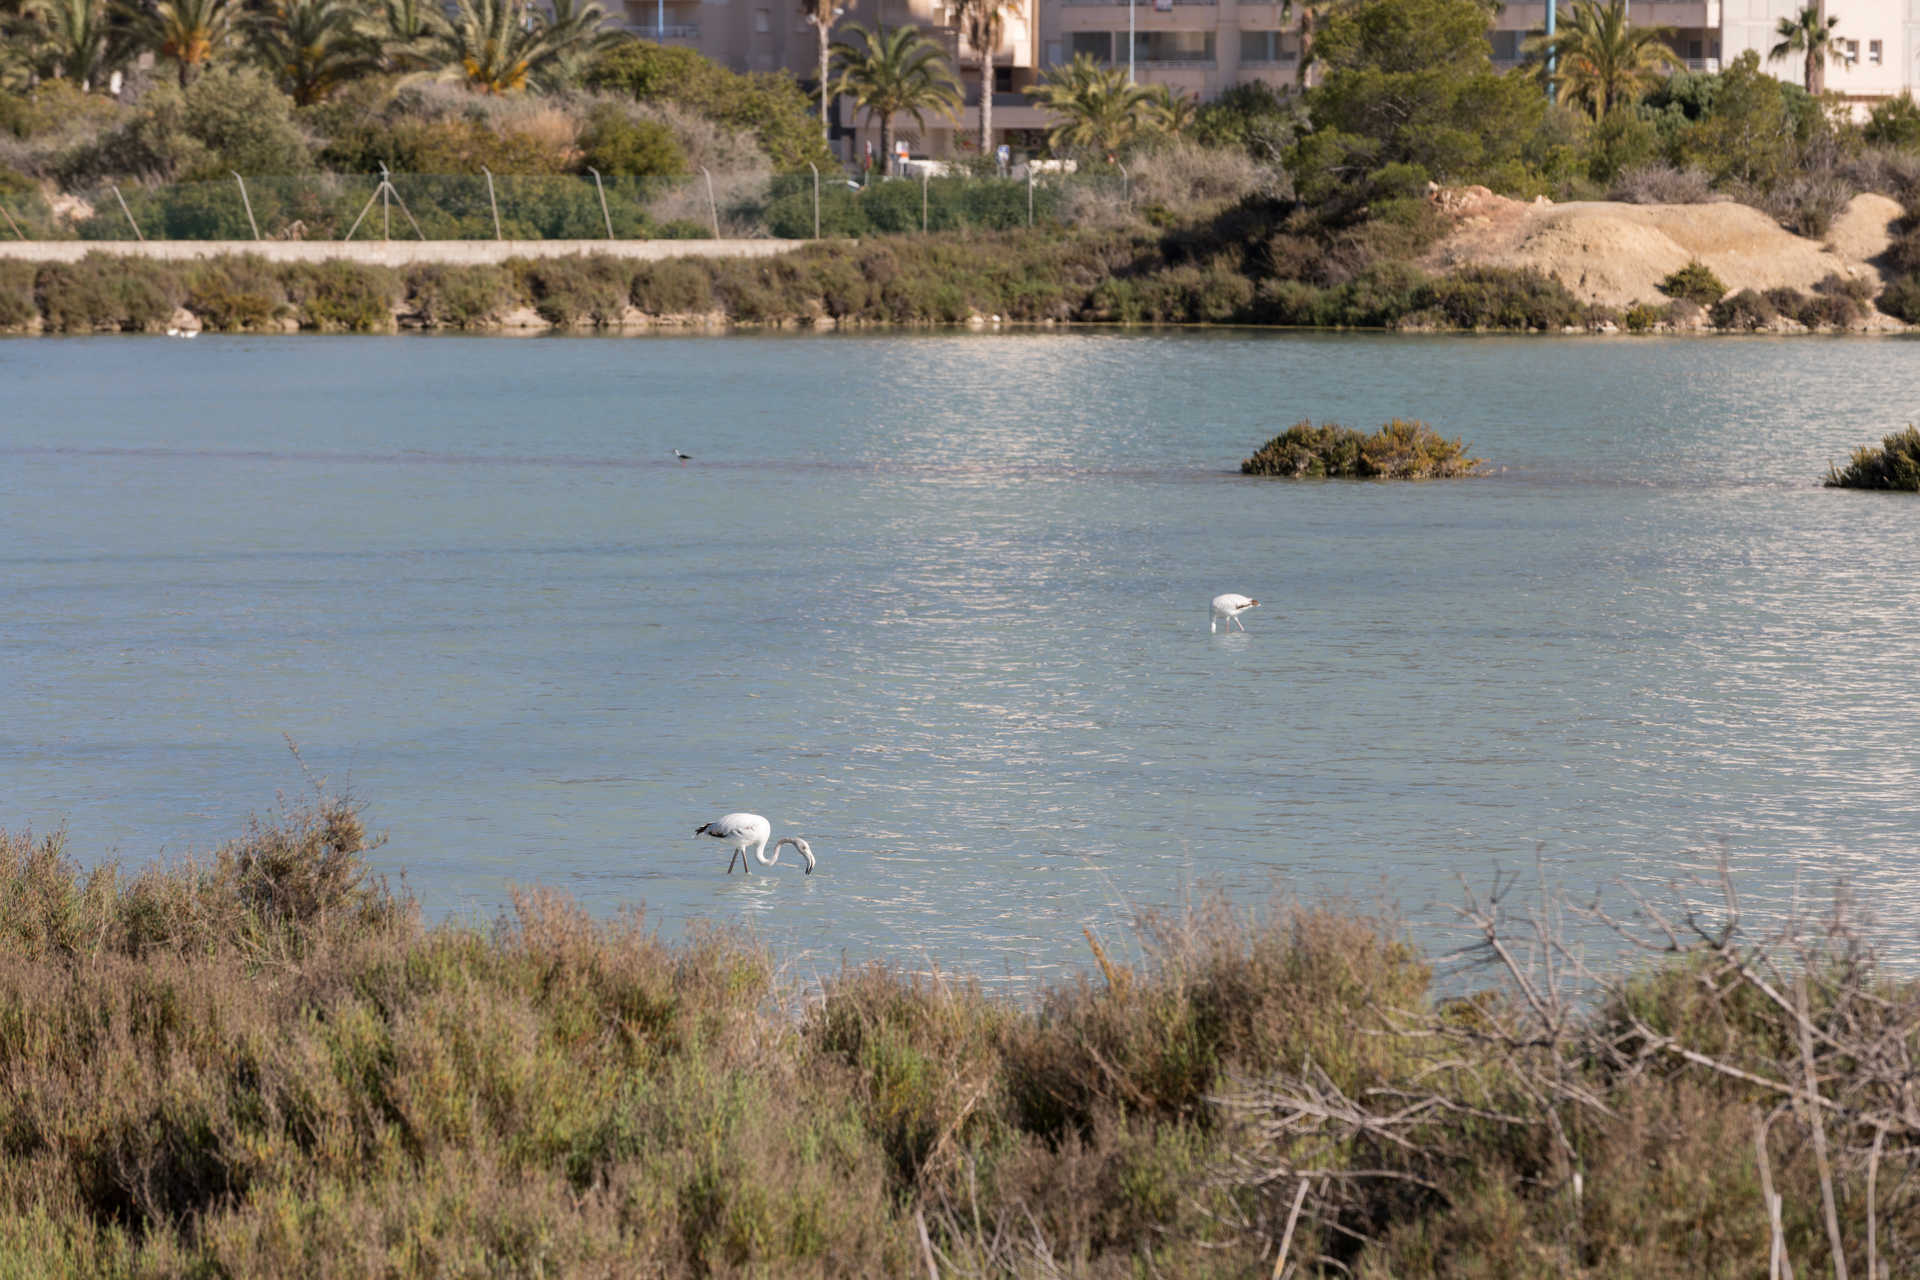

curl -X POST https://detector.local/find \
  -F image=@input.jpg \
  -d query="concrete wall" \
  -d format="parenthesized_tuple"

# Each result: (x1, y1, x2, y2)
(0, 240, 806, 265)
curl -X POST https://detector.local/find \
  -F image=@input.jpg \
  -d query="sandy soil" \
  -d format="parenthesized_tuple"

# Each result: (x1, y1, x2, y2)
(1423, 186, 1905, 325)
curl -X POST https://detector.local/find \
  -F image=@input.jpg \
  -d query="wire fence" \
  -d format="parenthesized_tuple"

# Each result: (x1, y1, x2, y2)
(0, 169, 1132, 243)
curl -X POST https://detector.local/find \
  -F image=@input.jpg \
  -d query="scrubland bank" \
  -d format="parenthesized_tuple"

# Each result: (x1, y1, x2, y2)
(0, 235, 1908, 335)
(4, 802, 1919, 1275)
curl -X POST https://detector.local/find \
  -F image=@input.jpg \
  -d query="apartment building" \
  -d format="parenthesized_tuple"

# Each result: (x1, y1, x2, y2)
(1490, 0, 1920, 111)
(619, 0, 1920, 163)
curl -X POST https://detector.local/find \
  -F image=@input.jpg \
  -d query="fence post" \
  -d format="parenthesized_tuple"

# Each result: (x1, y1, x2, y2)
(701, 167, 719, 238)
(482, 165, 501, 240)
(921, 168, 929, 233)
(808, 161, 820, 239)
(1027, 164, 1033, 228)
(231, 170, 260, 240)
(587, 166, 614, 240)
(380, 163, 391, 241)
(1118, 160, 1130, 207)
(112, 185, 145, 241)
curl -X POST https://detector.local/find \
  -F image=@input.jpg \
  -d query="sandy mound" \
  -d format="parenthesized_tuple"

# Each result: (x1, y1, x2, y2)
(1425, 189, 1903, 317)
(1827, 192, 1903, 263)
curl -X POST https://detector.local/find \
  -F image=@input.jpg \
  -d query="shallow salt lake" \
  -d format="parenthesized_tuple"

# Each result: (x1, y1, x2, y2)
(4, 330, 1918, 980)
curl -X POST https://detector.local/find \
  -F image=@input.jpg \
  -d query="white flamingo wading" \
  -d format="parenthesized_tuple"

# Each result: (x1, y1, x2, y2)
(1211, 593, 1259, 633)
(694, 813, 815, 875)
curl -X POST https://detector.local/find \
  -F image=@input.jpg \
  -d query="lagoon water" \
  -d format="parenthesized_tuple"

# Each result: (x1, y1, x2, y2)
(3, 331, 1918, 980)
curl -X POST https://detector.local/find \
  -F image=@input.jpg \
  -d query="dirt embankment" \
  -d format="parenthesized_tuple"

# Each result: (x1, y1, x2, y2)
(1424, 186, 1906, 326)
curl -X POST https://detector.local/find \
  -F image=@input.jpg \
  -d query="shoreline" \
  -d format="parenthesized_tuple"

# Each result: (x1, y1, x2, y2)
(2, 239, 1909, 336)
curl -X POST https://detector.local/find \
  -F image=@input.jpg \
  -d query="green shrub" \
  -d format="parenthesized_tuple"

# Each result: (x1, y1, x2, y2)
(1865, 93, 1920, 150)
(185, 256, 288, 331)
(579, 111, 688, 178)
(584, 38, 833, 170)
(1416, 265, 1584, 330)
(1658, 259, 1727, 306)
(402, 263, 518, 328)
(280, 261, 400, 331)
(1825, 424, 1920, 489)
(1708, 287, 1777, 330)
(1623, 301, 1664, 332)
(516, 254, 635, 326)
(0, 260, 35, 327)
(630, 258, 714, 315)
(1241, 418, 1485, 478)
(34, 254, 182, 332)
(1876, 273, 1920, 322)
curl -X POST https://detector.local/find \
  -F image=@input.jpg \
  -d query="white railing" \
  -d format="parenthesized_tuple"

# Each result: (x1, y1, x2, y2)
(625, 22, 699, 37)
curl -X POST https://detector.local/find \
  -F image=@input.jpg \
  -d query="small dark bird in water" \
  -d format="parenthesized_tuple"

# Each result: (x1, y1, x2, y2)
(673, 449, 693, 461)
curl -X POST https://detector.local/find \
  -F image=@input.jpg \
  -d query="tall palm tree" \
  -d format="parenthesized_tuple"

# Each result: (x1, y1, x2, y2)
(950, 0, 1020, 164)
(829, 23, 960, 174)
(360, 0, 446, 71)
(1144, 82, 1196, 135)
(798, 0, 843, 150)
(24, 0, 122, 89)
(249, 0, 378, 104)
(436, 0, 611, 92)
(123, 0, 236, 86)
(1022, 52, 1159, 156)
(1527, 0, 1680, 118)
(1769, 1, 1840, 93)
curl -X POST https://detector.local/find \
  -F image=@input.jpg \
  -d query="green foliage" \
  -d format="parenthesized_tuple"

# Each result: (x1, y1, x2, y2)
(513, 252, 634, 324)
(184, 253, 288, 328)
(630, 258, 712, 314)
(1303, 0, 1543, 185)
(585, 38, 832, 170)
(1707, 286, 1776, 330)
(1623, 300, 1663, 331)
(402, 262, 515, 326)
(829, 24, 961, 168)
(1665, 51, 1814, 188)
(1658, 259, 1726, 305)
(1876, 273, 1920, 323)
(1024, 53, 1166, 158)
(1193, 81, 1300, 164)
(0, 260, 36, 327)
(60, 65, 310, 184)
(279, 259, 399, 329)
(578, 108, 686, 177)
(33, 252, 181, 330)
(1529, 0, 1682, 120)
(1825, 425, 1920, 489)
(1865, 93, 1920, 151)
(1242, 418, 1485, 477)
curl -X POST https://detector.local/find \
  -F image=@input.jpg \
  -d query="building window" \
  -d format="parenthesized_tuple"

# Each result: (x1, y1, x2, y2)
(1242, 30, 1297, 63)
(754, 8, 770, 31)
(1843, 38, 1858, 63)
(1131, 29, 1213, 63)
(1489, 30, 1524, 60)
(1870, 39, 1883, 65)
(1069, 30, 1112, 62)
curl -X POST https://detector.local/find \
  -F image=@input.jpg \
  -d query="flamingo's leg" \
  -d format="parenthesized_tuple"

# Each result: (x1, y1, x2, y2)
(726, 848, 739, 874)
(1233, 614, 1246, 631)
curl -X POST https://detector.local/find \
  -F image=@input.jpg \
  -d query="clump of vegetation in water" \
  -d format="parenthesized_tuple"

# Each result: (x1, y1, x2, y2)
(1825, 424, 1920, 489)
(1241, 418, 1484, 478)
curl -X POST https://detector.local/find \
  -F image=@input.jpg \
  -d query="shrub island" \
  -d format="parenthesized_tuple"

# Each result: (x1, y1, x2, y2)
(1241, 419, 1486, 478)
(1825, 424, 1920, 490)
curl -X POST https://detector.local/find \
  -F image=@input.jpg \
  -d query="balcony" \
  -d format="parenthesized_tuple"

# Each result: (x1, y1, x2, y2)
(1060, 0, 1217, 7)
(624, 21, 700, 38)
(1684, 56, 1720, 72)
